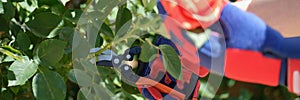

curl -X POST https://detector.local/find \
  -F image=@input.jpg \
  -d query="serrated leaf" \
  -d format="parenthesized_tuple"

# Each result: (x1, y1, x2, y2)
(26, 12, 62, 38)
(34, 39, 67, 66)
(32, 69, 66, 100)
(139, 40, 157, 62)
(159, 45, 182, 80)
(8, 56, 38, 86)
(115, 5, 132, 33)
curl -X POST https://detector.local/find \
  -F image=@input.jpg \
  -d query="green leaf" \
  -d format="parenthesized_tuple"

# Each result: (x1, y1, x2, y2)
(2, 56, 14, 62)
(227, 79, 236, 88)
(97, 65, 111, 76)
(29, 7, 51, 17)
(11, 0, 24, 2)
(34, 39, 67, 66)
(95, 33, 103, 47)
(84, 24, 101, 48)
(8, 56, 38, 86)
(72, 33, 90, 58)
(139, 39, 157, 62)
(71, 69, 92, 87)
(16, 32, 31, 51)
(77, 90, 87, 100)
(78, 85, 112, 100)
(67, 69, 78, 84)
(239, 89, 253, 100)
(9, 86, 19, 94)
(144, 0, 157, 12)
(26, 0, 33, 5)
(157, 23, 170, 39)
(58, 27, 74, 43)
(32, 69, 66, 100)
(51, 3, 66, 16)
(0, 1, 3, 14)
(100, 22, 114, 39)
(121, 81, 140, 94)
(37, 0, 60, 7)
(63, 9, 82, 23)
(159, 45, 182, 80)
(72, 60, 101, 87)
(73, 59, 113, 99)
(199, 80, 216, 98)
(219, 92, 230, 99)
(58, 27, 74, 53)
(10, 21, 21, 37)
(0, 16, 9, 32)
(1, 88, 14, 100)
(2, 2, 16, 20)
(115, 5, 132, 33)
(26, 12, 62, 38)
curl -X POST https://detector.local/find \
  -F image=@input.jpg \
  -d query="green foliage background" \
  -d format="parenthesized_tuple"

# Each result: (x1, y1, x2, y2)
(0, 0, 298, 100)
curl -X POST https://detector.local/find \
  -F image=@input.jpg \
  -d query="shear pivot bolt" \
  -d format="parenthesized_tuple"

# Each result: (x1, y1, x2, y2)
(126, 54, 131, 59)
(124, 66, 129, 70)
(113, 58, 120, 64)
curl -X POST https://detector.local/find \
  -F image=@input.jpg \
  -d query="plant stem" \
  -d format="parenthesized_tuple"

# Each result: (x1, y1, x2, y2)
(87, 43, 112, 60)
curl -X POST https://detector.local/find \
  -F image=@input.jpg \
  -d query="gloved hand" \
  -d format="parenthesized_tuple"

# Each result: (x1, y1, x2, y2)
(137, 36, 201, 100)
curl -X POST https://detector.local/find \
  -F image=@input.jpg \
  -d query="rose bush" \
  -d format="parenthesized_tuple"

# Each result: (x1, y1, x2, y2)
(0, 0, 297, 100)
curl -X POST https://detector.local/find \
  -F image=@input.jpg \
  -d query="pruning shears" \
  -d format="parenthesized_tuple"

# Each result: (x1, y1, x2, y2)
(90, 46, 199, 99)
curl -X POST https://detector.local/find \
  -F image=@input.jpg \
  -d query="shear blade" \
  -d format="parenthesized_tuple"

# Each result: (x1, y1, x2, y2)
(90, 48, 117, 56)
(96, 61, 113, 67)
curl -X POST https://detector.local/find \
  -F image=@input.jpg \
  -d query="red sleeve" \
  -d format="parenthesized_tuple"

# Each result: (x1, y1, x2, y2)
(160, 0, 229, 30)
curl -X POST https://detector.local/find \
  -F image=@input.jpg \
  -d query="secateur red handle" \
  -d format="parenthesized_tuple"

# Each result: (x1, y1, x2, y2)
(119, 64, 186, 99)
